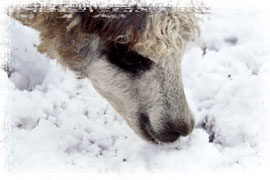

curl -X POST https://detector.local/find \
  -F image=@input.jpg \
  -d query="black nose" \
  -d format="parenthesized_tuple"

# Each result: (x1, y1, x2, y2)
(152, 127, 181, 143)
(170, 121, 193, 137)
(171, 117, 195, 137)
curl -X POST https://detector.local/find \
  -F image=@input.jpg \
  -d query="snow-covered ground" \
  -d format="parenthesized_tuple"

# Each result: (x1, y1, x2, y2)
(1, 1, 270, 176)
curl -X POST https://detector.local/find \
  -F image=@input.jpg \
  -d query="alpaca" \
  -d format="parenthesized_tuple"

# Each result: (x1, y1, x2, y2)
(9, 4, 200, 144)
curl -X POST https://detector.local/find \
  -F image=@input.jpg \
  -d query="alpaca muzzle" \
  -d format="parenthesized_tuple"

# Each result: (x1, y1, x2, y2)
(139, 113, 193, 143)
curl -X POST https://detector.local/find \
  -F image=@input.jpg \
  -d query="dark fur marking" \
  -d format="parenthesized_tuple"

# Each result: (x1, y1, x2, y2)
(101, 43, 153, 75)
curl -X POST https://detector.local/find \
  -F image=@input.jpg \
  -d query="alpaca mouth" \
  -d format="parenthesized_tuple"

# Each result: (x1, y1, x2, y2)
(139, 113, 180, 143)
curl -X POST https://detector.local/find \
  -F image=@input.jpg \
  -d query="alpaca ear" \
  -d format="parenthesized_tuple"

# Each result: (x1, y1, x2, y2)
(7, 4, 77, 33)
(8, 4, 96, 78)
(8, 5, 41, 29)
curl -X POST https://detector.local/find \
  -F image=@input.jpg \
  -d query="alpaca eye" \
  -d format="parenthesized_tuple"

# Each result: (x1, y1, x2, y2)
(102, 43, 153, 75)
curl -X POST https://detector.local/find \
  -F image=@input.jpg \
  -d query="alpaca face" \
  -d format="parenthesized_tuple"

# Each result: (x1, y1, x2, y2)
(87, 41, 195, 143)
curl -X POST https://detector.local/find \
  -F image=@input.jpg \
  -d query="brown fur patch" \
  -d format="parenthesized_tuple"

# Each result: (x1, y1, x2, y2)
(9, 5, 151, 76)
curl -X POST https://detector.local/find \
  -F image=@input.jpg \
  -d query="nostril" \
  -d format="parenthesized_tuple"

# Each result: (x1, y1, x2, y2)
(150, 122, 181, 143)
(139, 113, 181, 143)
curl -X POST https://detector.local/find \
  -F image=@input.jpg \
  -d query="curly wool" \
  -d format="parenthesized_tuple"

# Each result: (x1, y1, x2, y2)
(134, 8, 199, 62)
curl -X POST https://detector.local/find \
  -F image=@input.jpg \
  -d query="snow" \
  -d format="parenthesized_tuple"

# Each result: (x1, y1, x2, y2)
(1, 1, 270, 176)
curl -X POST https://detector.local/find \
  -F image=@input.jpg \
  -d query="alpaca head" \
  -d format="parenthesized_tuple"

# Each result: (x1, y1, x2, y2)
(83, 8, 198, 143)
(10, 5, 199, 143)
